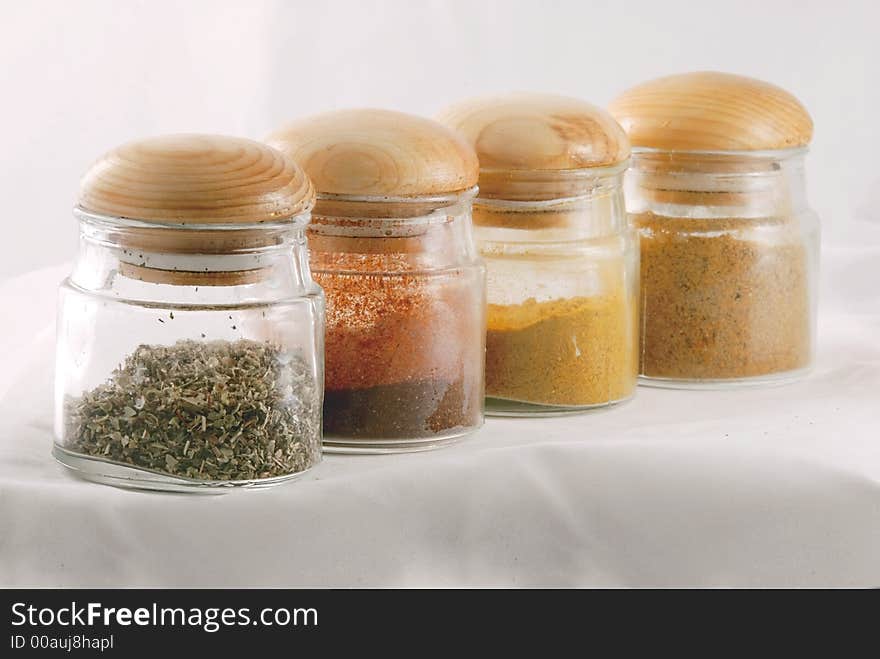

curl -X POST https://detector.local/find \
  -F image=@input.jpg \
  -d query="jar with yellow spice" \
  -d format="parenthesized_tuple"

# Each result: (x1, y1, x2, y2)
(439, 94, 638, 415)
(610, 72, 819, 387)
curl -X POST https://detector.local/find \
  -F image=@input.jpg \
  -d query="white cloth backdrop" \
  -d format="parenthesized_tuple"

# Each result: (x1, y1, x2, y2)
(1, 0, 879, 587)
(1, 0, 878, 280)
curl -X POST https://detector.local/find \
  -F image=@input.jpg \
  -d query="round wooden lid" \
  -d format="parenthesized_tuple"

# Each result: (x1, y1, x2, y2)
(78, 134, 314, 223)
(438, 93, 630, 172)
(609, 72, 813, 151)
(266, 109, 479, 198)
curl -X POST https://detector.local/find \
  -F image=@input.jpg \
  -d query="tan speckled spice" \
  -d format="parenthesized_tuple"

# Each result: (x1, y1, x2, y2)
(633, 212, 810, 380)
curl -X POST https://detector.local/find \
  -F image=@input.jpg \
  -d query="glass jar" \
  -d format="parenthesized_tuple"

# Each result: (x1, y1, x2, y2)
(268, 109, 485, 451)
(439, 93, 639, 415)
(308, 192, 485, 450)
(611, 72, 819, 387)
(54, 135, 324, 491)
(625, 149, 818, 386)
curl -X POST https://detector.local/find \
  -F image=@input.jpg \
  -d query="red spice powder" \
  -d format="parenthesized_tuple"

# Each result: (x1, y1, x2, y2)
(310, 232, 484, 439)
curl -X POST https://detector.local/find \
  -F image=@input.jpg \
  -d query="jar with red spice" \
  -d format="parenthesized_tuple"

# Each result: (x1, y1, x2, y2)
(268, 110, 485, 452)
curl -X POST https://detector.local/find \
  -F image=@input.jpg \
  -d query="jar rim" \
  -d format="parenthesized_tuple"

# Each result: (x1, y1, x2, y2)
(631, 146, 808, 159)
(472, 160, 627, 204)
(473, 187, 621, 210)
(73, 206, 312, 231)
(478, 159, 630, 179)
(314, 185, 478, 205)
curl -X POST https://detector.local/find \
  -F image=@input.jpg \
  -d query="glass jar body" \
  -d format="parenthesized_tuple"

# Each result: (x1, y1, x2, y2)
(474, 170, 639, 415)
(308, 193, 485, 452)
(53, 212, 325, 491)
(626, 149, 819, 387)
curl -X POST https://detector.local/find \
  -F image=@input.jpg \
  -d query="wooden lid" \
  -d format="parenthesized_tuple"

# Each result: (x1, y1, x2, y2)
(266, 109, 479, 198)
(609, 72, 813, 151)
(78, 134, 314, 223)
(437, 93, 629, 201)
(438, 93, 630, 170)
(77, 135, 314, 286)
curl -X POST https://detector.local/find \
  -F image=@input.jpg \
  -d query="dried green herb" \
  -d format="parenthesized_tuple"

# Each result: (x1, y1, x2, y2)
(64, 339, 320, 481)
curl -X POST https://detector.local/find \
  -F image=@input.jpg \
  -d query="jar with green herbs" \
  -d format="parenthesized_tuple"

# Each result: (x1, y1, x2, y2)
(54, 135, 324, 491)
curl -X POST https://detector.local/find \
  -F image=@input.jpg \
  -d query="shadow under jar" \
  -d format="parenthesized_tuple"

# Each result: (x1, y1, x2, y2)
(268, 110, 485, 452)
(54, 135, 324, 491)
(611, 72, 819, 388)
(439, 93, 639, 415)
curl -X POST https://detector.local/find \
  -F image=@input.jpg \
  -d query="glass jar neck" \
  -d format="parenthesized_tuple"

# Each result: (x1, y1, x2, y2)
(627, 148, 809, 219)
(70, 209, 316, 302)
(473, 167, 627, 241)
(307, 189, 480, 272)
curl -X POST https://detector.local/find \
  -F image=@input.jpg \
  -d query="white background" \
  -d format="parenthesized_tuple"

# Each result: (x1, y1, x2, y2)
(1, 1, 879, 587)
(1, 0, 879, 277)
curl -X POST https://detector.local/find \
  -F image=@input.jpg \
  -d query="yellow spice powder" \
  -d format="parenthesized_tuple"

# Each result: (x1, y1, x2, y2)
(486, 294, 637, 407)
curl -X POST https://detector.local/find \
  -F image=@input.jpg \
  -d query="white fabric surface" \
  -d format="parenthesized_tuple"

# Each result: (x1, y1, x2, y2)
(1, 240, 879, 587)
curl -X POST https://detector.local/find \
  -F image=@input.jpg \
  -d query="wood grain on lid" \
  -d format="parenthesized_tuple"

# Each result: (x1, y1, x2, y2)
(609, 72, 813, 151)
(266, 109, 479, 197)
(437, 93, 630, 171)
(78, 134, 314, 223)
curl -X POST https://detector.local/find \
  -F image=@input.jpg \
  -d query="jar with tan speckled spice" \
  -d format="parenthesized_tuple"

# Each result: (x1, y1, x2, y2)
(610, 72, 819, 388)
